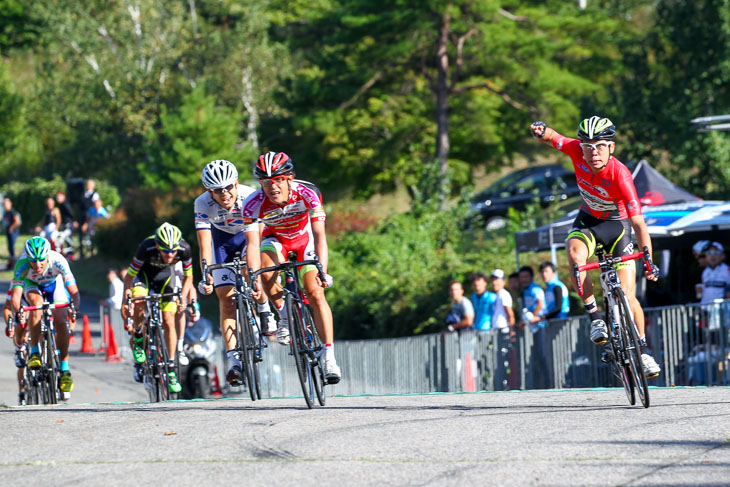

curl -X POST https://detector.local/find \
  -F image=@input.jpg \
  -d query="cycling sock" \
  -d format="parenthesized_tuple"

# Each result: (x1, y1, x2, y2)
(639, 336, 648, 351)
(177, 338, 184, 351)
(257, 300, 271, 313)
(167, 360, 176, 369)
(31, 345, 40, 355)
(227, 349, 241, 367)
(276, 302, 288, 325)
(324, 343, 335, 362)
(583, 300, 602, 322)
(60, 360, 69, 372)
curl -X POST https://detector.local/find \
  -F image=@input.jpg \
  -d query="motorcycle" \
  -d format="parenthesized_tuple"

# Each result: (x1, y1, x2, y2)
(180, 317, 218, 399)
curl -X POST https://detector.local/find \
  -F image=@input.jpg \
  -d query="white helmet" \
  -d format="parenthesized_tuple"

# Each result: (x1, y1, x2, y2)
(202, 160, 238, 189)
(692, 240, 710, 256)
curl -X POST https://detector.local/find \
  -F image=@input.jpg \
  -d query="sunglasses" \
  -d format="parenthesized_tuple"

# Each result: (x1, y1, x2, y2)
(159, 248, 178, 254)
(28, 257, 47, 263)
(210, 184, 235, 195)
(579, 142, 612, 152)
(260, 176, 289, 186)
(706, 250, 723, 256)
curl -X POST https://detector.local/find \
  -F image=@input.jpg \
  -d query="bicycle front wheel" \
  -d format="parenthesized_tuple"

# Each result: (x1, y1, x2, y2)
(43, 327, 59, 404)
(154, 325, 172, 401)
(287, 293, 314, 409)
(304, 305, 326, 407)
(616, 289, 649, 408)
(236, 293, 256, 401)
(606, 297, 635, 406)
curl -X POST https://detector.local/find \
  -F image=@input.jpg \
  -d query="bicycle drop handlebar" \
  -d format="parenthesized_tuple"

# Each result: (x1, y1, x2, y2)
(249, 259, 327, 292)
(573, 246, 653, 296)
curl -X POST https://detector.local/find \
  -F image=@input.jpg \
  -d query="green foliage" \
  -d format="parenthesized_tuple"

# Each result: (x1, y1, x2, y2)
(142, 86, 253, 192)
(328, 200, 516, 338)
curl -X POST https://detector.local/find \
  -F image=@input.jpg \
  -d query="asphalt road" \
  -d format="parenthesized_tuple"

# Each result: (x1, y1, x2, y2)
(1, 283, 729, 486)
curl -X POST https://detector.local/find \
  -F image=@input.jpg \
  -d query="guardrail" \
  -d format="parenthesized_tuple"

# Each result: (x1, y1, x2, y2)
(250, 300, 730, 398)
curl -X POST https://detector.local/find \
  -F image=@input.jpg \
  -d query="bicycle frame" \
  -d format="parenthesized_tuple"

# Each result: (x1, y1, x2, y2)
(573, 245, 653, 407)
(127, 291, 180, 402)
(19, 301, 73, 404)
(202, 257, 266, 401)
(251, 255, 328, 408)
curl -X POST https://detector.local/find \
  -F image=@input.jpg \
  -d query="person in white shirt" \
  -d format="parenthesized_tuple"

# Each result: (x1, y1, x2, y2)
(490, 269, 515, 334)
(701, 242, 730, 304)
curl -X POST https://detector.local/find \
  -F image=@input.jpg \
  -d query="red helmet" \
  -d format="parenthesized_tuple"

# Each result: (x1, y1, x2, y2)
(254, 151, 294, 179)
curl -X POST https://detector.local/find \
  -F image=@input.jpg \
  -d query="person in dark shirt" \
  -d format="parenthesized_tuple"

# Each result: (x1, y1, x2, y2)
(2, 197, 21, 269)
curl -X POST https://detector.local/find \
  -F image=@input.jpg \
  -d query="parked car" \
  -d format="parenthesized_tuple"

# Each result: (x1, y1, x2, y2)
(470, 164, 580, 230)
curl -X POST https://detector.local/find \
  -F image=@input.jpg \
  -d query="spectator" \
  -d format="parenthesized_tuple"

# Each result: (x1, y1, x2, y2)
(55, 191, 76, 230)
(490, 269, 515, 334)
(82, 198, 109, 237)
(81, 179, 100, 218)
(101, 268, 124, 311)
(700, 242, 730, 304)
(445, 280, 475, 332)
(507, 271, 522, 323)
(35, 197, 61, 244)
(2, 197, 21, 269)
(470, 273, 497, 331)
(539, 261, 570, 320)
(519, 265, 549, 389)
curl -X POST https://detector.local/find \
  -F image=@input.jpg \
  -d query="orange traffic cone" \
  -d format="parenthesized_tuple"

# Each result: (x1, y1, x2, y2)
(80, 315, 96, 353)
(211, 365, 222, 397)
(104, 320, 123, 362)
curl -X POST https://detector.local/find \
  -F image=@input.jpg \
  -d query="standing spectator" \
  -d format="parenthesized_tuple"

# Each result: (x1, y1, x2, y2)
(692, 240, 711, 300)
(539, 261, 570, 320)
(82, 198, 109, 237)
(490, 269, 515, 333)
(470, 273, 496, 331)
(507, 271, 523, 323)
(2, 197, 21, 269)
(445, 280, 475, 332)
(35, 197, 61, 245)
(101, 268, 124, 311)
(701, 242, 730, 304)
(55, 191, 76, 230)
(80, 179, 100, 257)
(519, 265, 549, 389)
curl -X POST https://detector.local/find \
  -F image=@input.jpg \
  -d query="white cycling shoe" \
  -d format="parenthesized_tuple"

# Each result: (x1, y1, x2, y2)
(324, 358, 341, 385)
(641, 353, 661, 378)
(177, 350, 189, 367)
(276, 324, 291, 346)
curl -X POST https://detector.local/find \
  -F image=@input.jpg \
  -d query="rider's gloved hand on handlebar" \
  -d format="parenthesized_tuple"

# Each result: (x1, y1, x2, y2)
(198, 280, 213, 295)
(647, 262, 660, 281)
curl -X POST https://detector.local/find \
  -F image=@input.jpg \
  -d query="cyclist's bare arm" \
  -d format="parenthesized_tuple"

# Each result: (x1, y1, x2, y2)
(66, 283, 81, 311)
(196, 229, 213, 273)
(628, 214, 658, 281)
(10, 286, 23, 315)
(311, 219, 329, 274)
(245, 229, 263, 299)
(530, 122, 562, 145)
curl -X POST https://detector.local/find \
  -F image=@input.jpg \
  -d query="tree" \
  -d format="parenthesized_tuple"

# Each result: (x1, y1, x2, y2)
(279, 0, 633, 202)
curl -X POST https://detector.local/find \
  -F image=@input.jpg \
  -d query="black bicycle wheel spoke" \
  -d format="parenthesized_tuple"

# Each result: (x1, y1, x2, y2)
(287, 293, 314, 409)
(45, 327, 58, 404)
(616, 291, 650, 408)
(155, 325, 171, 401)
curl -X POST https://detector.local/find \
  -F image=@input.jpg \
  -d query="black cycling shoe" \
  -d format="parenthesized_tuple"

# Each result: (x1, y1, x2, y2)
(226, 365, 243, 387)
(601, 347, 615, 364)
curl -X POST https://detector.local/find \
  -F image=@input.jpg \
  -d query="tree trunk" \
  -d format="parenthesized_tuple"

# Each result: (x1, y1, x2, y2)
(435, 11, 451, 203)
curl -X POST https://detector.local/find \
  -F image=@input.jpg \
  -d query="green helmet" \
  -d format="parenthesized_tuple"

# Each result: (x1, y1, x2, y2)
(577, 116, 616, 141)
(25, 236, 51, 261)
(154, 222, 183, 251)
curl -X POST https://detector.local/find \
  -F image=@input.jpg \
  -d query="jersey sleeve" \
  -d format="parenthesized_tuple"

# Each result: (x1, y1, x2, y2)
(242, 191, 264, 233)
(616, 166, 642, 217)
(297, 184, 326, 222)
(11, 258, 29, 288)
(128, 240, 147, 278)
(552, 135, 583, 158)
(180, 241, 194, 277)
(52, 254, 76, 287)
(194, 194, 212, 231)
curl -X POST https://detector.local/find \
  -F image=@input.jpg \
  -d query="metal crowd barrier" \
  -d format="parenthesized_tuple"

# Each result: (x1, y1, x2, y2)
(251, 299, 730, 398)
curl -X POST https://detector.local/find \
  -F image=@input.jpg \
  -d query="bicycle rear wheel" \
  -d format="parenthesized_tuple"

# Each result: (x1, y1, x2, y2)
(606, 298, 635, 405)
(25, 369, 40, 405)
(236, 294, 256, 401)
(304, 305, 326, 407)
(287, 293, 314, 409)
(616, 290, 649, 408)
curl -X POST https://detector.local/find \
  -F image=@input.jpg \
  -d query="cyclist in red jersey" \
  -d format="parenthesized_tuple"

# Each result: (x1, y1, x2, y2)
(243, 151, 341, 384)
(530, 116, 661, 378)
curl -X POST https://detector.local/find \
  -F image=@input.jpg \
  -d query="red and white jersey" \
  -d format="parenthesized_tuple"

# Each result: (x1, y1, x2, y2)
(242, 181, 326, 244)
(552, 135, 641, 221)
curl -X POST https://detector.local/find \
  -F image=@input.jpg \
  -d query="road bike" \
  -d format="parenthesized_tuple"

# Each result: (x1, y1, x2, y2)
(202, 257, 267, 401)
(126, 291, 181, 402)
(252, 255, 328, 409)
(573, 245, 654, 408)
(18, 301, 75, 405)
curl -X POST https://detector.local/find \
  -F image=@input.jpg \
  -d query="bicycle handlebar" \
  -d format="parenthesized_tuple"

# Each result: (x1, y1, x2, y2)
(573, 246, 653, 296)
(249, 259, 326, 291)
(201, 258, 247, 286)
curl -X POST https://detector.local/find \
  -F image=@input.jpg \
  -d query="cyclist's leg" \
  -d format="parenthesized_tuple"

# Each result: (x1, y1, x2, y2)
(129, 278, 149, 363)
(259, 237, 289, 344)
(48, 282, 71, 363)
(23, 286, 44, 363)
